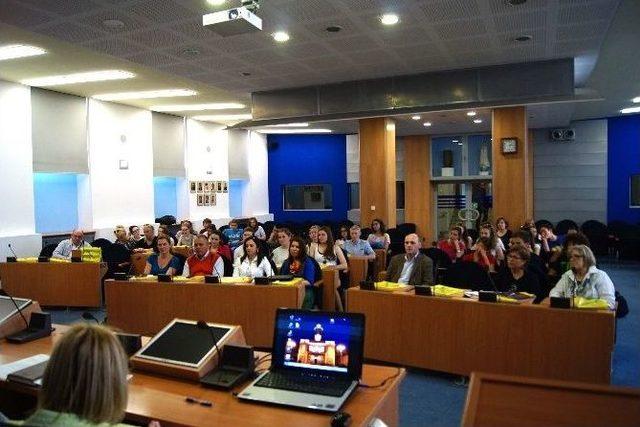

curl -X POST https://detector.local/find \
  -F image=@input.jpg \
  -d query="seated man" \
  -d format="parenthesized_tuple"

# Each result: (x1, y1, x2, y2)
(134, 224, 157, 252)
(539, 224, 565, 262)
(222, 219, 244, 251)
(183, 235, 224, 278)
(52, 229, 91, 259)
(386, 233, 433, 286)
(342, 225, 376, 260)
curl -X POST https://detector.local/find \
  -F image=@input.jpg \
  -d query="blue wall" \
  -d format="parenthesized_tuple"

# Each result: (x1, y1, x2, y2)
(608, 114, 640, 223)
(33, 173, 79, 233)
(153, 177, 177, 219)
(229, 179, 246, 218)
(267, 134, 347, 222)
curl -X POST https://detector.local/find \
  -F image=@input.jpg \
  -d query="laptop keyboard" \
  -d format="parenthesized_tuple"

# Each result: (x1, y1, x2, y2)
(255, 372, 353, 397)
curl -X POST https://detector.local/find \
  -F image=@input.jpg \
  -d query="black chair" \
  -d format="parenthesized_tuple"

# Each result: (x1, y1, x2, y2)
(581, 220, 609, 256)
(421, 247, 452, 283)
(39, 243, 57, 258)
(360, 227, 373, 239)
(91, 238, 113, 252)
(102, 243, 129, 278)
(465, 228, 479, 242)
(442, 261, 491, 291)
(221, 255, 234, 277)
(396, 222, 416, 236)
(556, 219, 579, 235)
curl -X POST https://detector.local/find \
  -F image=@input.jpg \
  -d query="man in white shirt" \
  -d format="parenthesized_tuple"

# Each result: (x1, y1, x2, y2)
(52, 229, 91, 259)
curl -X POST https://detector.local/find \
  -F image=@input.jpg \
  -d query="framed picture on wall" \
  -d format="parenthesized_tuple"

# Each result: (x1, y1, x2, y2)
(190, 181, 196, 193)
(197, 194, 204, 206)
(203, 182, 211, 192)
(223, 181, 228, 193)
(197, 181, 203, 193)
(211, 193, 216, 206)
(204, 194, 211, 205)
(217, 181, 222, 192)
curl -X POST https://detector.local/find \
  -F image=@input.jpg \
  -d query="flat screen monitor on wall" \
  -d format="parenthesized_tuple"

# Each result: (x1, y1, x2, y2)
(631, 174, 640, 207)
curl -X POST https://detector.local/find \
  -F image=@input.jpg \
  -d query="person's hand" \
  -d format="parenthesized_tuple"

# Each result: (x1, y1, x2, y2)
(148, 421, 161, 427)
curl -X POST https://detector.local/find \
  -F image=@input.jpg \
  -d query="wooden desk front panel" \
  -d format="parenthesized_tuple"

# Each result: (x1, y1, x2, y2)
(0, 262, 102, 307)
(105, 281, 303, 348)
(347, 289, 615, 383)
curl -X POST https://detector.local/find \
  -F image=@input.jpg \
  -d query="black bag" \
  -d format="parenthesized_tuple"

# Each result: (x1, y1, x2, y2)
(615, 291, 629, 318)
(155, 215, 176, 226)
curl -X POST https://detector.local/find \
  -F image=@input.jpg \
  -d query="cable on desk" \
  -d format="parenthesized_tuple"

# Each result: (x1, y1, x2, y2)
(358, 368, 402, 389)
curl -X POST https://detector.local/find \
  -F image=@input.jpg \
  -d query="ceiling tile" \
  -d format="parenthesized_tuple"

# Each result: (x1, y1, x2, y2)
(324, 34, 380, 52)
(418, 0, 481, 23)
(434, 19, 488, 41)
(127, 28, 187, 49)
(0, 1, 56, 28)
(16, 0, 102, 16)
(123, 50, 180, 68)
(493, 10, 546, 33)
(124, 0, 198, 24)
(82, 37, 147, 57)
(37, 22, 108, 43)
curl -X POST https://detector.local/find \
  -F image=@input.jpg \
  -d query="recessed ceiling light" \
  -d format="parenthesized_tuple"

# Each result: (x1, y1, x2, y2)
(473, 119, 483, 124)
(452, 139, 459, 143)
(0, 44, 46, 61)
(193, 114, 253, 121)
(265, 123, 309, 127)
(240, 71, 252, 77)
(273, 31, 290, 42)
(411, 115, 421, 120)
(256, 128, 332, 134)
(423, 122, 432, 127)
(151, 103, 246, 112)
(632, 97, 640, 103)
(380, 14, 399, 25)
(514, 35, 532, 42)
(620, 106, 640, 114)
(102, 19, 125, 30)
(21, 70, 134, 87)
(207, 0, 226, 5)
(466, 111, 477, 116)
(93, 89, 197, 101)
(326, 25, 342, 33)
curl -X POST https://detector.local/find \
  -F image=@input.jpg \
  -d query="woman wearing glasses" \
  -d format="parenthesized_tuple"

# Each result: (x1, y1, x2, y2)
(496, 245, 543, 302)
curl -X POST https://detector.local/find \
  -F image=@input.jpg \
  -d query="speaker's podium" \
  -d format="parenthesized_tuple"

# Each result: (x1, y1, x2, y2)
(0, 296, 42, 339)
(131, 318, 246, 381)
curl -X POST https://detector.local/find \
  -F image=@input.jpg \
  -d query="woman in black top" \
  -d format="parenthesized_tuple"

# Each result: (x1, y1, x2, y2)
(495, 217, 512, 250)
(496, 245, 543, 303)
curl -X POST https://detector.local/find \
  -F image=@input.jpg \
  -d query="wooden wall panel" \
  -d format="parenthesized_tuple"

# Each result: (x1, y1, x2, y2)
(491, 107, 531, 227)
(359, 118, 396, 228)
(403, 135, 433, 243)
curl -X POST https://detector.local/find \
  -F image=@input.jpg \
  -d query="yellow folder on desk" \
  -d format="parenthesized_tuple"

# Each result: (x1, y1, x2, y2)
(573, 296, 610, 310)
(272, 278, 303, 286)
(431, 284, 466, 297)
(374, 281, 412, 292)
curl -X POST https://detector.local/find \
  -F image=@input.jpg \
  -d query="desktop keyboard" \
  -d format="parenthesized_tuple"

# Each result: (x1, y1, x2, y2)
(255, 372, 353, 397)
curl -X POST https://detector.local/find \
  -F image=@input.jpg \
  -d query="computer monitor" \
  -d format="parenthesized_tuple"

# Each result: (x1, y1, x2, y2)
(271, 309, 365, 380)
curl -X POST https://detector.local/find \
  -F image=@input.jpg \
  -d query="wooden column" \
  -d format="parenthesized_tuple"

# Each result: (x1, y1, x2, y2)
(359, 118, 396, 228)
(527, 129, 535, 220)
(403, 135, 433, 244)
(491, 106, 532, 227)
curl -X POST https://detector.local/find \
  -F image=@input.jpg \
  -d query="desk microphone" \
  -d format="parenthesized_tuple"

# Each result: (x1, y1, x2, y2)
(0, 289, 29, 329)
(82, 312, 103, 324)
(8, 243, 18, 258)
(197, 320, 222, 369)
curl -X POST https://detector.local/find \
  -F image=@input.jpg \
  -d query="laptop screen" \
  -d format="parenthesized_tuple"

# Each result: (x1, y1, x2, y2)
(272, 309, 365, 379)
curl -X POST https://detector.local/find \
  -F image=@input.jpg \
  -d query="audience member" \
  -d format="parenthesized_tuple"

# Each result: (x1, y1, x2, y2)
(474, 223, 505, 264)
(548, 232, 591, 282)
(183, 235, 223, 278)
(135, 224, 157, 252)
(309, 226, 348, 271)
(307, 225, 320, 250)
(495, 217, 512, 249)
(539, 224, 565, 261)
(508, 229, 548, 289)
(128, 225, 142, 246)
(521, 219, 542, 255)
(233, 237, 273, 278)
(266, 225, 281, 249)
(550, 245, 616, 309)
(209, 230, 232, 261)
(342, 225, 376, 260)
(463, 236, 496, 271)
(456, 222, 474, 249)
(157, 224, 175, 245)
(223, 219, 244, 251)
(52, 229, 91, 259)
(367, 218, 390, 251)
(271, 228, 291, 270)
(233, 227, 255, 260)
(113, 225, 134, 251)
(176, 224, 195, 247)
(110, 225, 132, 272)
(7, 323, 141, 426)
(199, 218, 216, 236)
(248, 217, 266, 240)
(496, 245, 543, 302)
(437, 226, 466, 262)
(144, 235, 181, 276)
(335, 225, 349, 249)
(386, 233, 433, 286)
(280, 236, 317, 309)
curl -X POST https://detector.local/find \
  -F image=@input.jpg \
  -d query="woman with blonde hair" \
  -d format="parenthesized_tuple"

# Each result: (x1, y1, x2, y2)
(7, 323, 161, 426)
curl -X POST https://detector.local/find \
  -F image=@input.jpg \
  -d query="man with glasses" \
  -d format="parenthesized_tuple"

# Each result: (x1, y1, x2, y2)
(385, 233, 433, 286)
(52, 229, 91, 259)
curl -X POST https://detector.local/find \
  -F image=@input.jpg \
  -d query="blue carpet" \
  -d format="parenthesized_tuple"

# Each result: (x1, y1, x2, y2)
(47, 260, 639, 427)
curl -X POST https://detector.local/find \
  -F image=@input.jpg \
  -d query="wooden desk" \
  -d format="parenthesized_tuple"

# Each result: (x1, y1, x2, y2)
(462, 372, 640, 427)
(0, 325, 405, 427)
(346, 288, 615, 384)
(0, 262, 104, 307)
(373, 249, 387, 278)
(348, 256, 369, 287)
(105, 280, 305, 348)
(321, 267, 340, 311)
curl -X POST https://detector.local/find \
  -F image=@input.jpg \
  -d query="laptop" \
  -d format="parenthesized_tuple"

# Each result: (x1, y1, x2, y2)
(238, 308, 365, 412)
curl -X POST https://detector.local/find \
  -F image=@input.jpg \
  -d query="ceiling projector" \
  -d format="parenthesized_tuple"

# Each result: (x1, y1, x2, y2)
(203, 1, 262, 37)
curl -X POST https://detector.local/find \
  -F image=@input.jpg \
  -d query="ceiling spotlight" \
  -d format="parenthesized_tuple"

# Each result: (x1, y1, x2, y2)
(473, 119, 483, 124)
(272, 31, 290, 42)
(423, 122, 432, 127)
(466, 111, 477, 116)
(620, 106, 640, 114)
(207, 0, 226, 5)
(380, 14, 399, 26)
(452, 139, 459, 143)
(325, 25, 342, 33)
(514, 35, 533, 42)
(0, 44, 46, 61)
(411, 115, 421, 120)
(21, 70, 134, 86)
(632, 97, 640, 103)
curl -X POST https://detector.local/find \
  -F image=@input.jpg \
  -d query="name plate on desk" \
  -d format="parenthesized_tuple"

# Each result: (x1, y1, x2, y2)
(6, 257, 17, 262)
(37, 256, 49, 263)
(157, 274, 173, 283)
(415, 286, 433, 296)
(113, 272, 130, 281)
(550, 297, 571, 309)
(204, 275, 220, 284)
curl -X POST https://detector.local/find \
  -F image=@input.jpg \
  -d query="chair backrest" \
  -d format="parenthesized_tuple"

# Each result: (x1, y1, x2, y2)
(396, 223, 416, 235)
(221, 254, 234, 277)
(91, 238, 113, 251)
(581, 220, 607, 234)
(555, 219, 579, 235)
(39, 243, 58, 258)
(103, 243, 129, 263)
(442, 261, 490, 291)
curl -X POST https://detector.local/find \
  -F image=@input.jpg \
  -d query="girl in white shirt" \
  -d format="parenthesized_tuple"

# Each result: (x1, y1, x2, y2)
(308, 226, 348, 271)
(233, 237, 273, 278)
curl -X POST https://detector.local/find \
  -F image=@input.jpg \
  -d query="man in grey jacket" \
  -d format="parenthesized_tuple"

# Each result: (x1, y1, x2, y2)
(386, 233, 433, 286)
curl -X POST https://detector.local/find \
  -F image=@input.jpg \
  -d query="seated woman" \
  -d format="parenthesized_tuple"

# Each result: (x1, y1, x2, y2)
(547, 232, 591, 284)
(158, 224, 175, 246)
(550, 244, 616, 309)
(335, 225, 349, 249)
(176, 224, 195, 247)
(495, 217, 512, 250)
(496, 245, 543, 302)
(270, 227, 291, 270)
(463, 236, 496, 272)
(199, 218, 216, 236)
(209, 230, 232, 261)
(367, 218, 391, 251)
(309, 226, 348, 271)
(522, 219, 542, 255)
(473, 223, 504, 264)
(128, 225, 142, 247)
(233, 237, 273, 278)
(280, 236, 317, 309)
(306, 225, 319, 252)
(7, 323, 147, 427)
(248, 217, 266, 240)
(144, 235, 181, 276)
(437, 226, 466, 262)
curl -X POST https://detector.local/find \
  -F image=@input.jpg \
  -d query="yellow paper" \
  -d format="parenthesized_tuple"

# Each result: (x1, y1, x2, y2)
(573, 296, 610, 310)
(221, 276, 252, 284)
(273, 278, 304, 286)
(81, 247, 102, 262)
(432, 284, 467, 297)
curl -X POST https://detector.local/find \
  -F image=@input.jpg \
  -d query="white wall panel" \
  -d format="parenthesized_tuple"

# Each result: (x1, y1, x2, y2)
(243, 131, 270, 216)
(152, 112, 185, 177)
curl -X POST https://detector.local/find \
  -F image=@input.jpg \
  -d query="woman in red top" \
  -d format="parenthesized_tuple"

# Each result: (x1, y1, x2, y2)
(209, 230, 232, 261)
(437, 226, 466, 262)
(463, 236, 496, 272)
